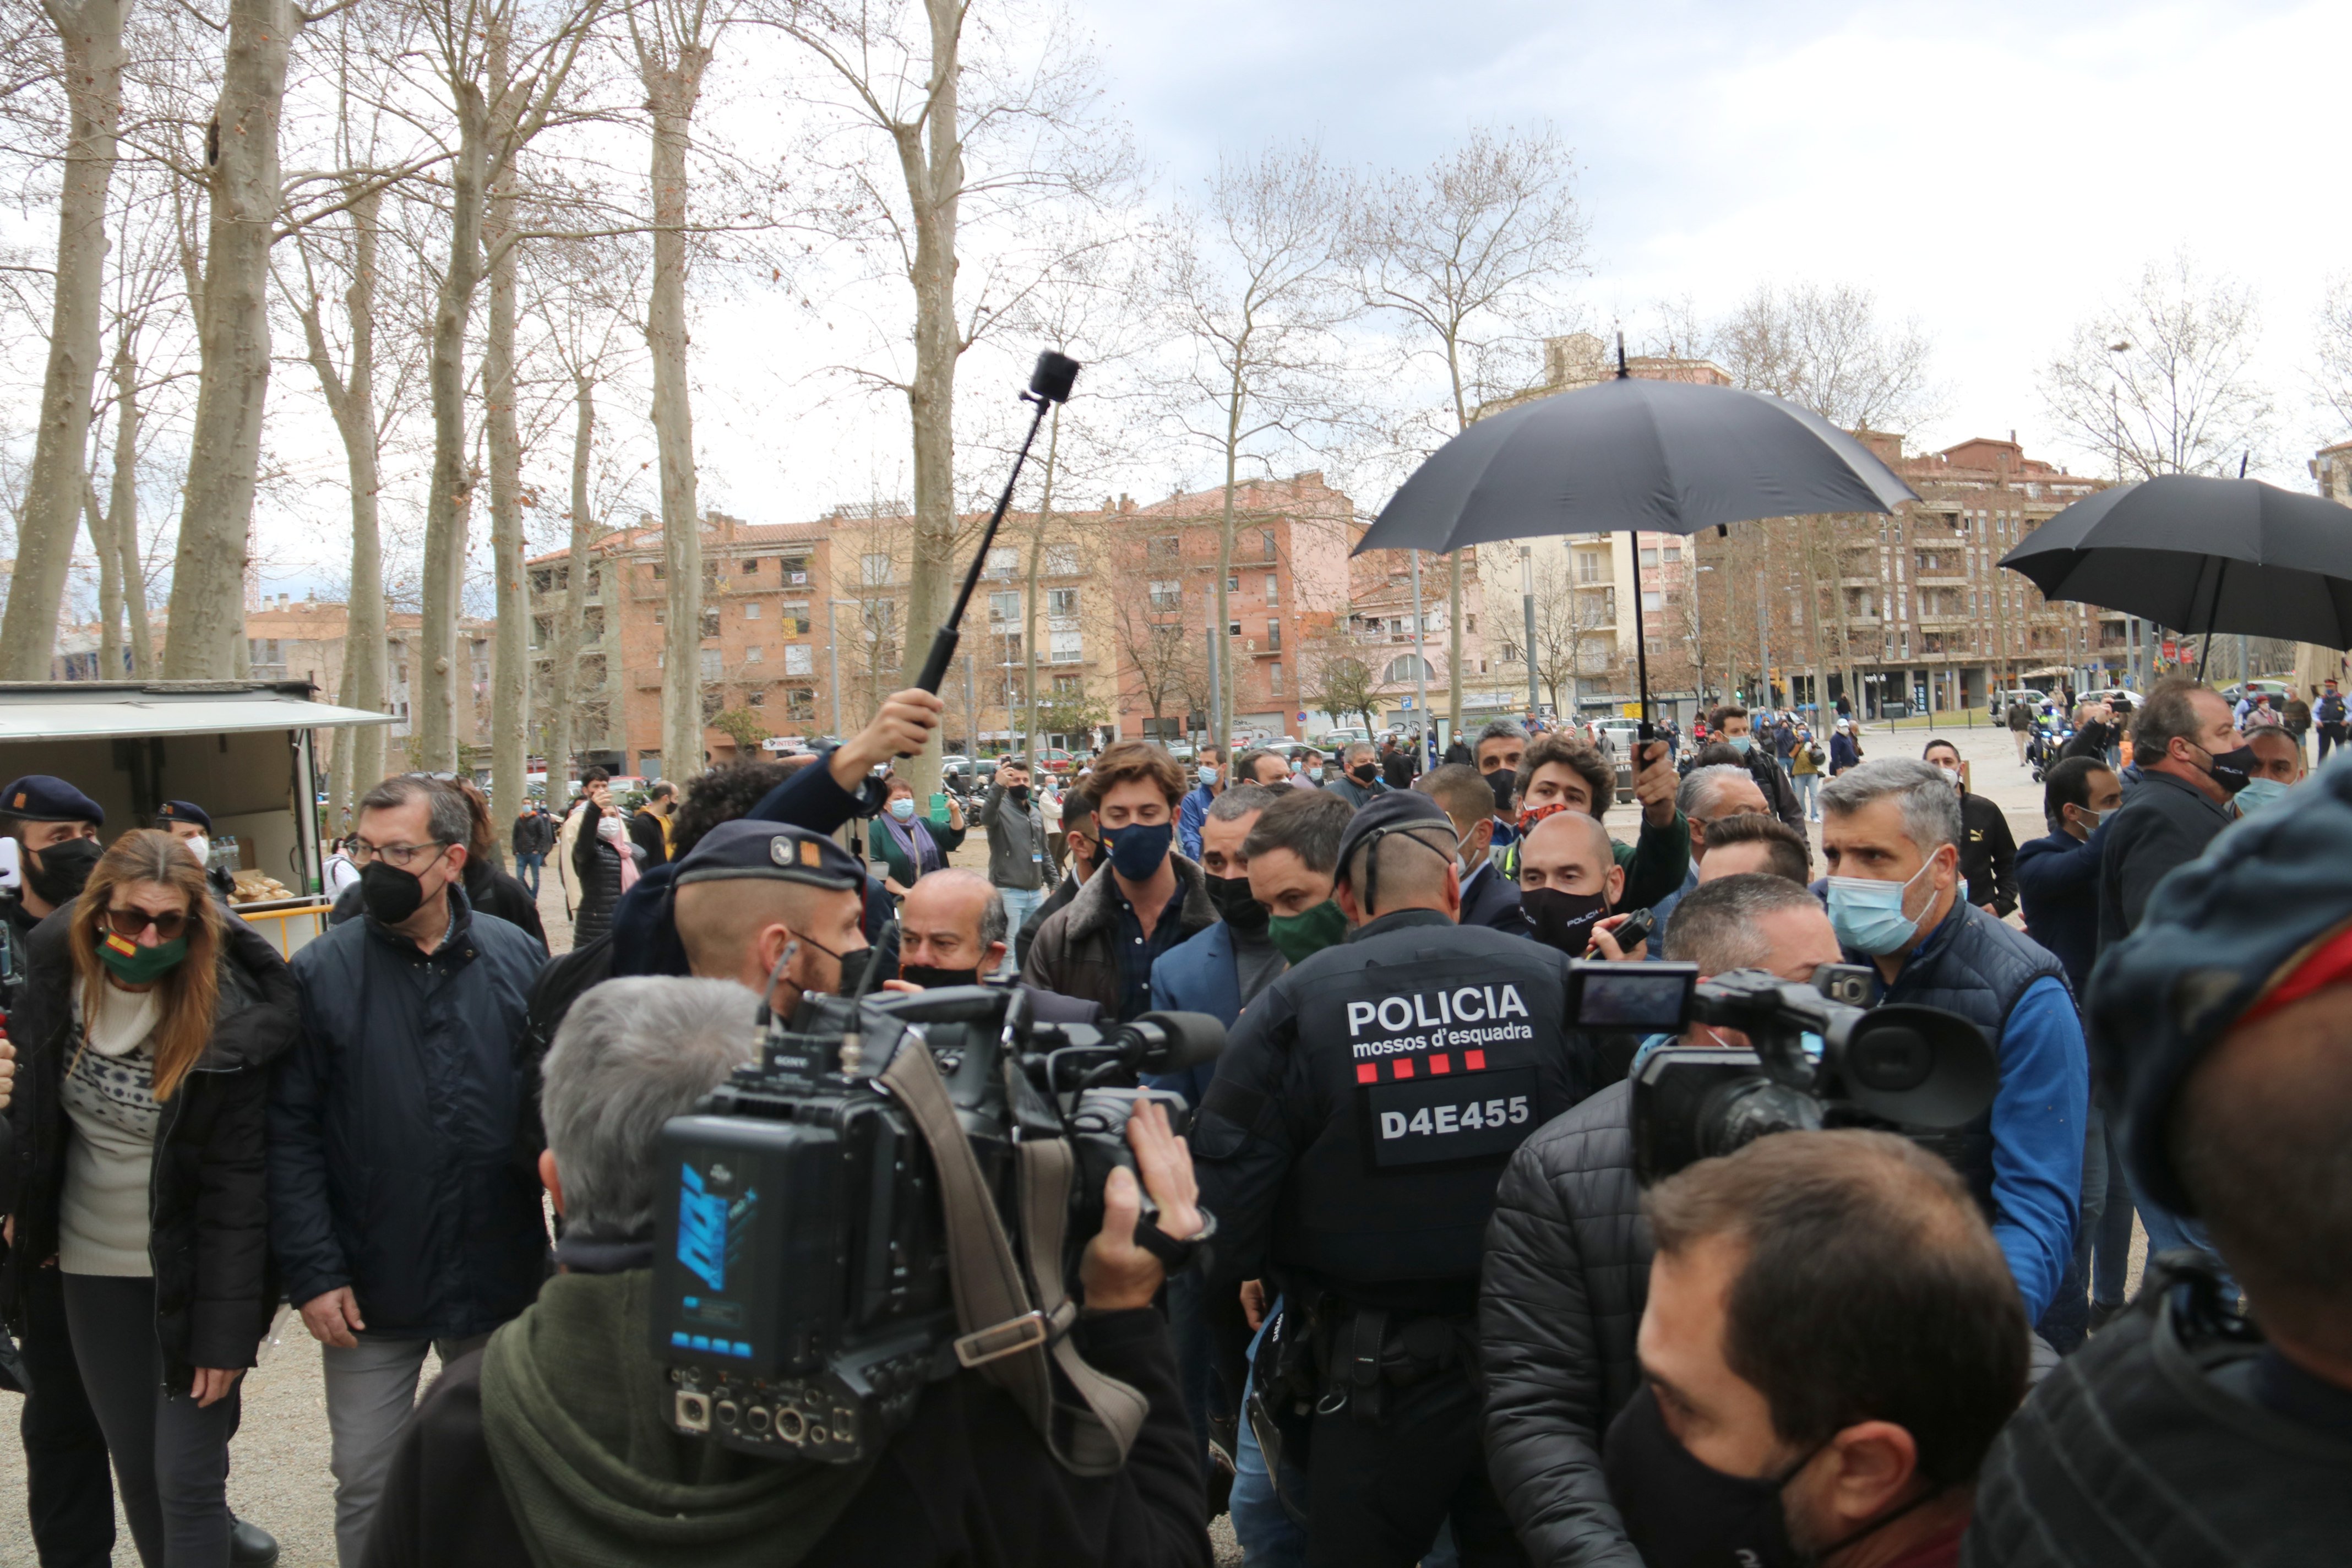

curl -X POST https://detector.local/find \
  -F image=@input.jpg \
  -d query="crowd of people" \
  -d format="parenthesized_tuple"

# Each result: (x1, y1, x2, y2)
(0, 671, 2343, 1567)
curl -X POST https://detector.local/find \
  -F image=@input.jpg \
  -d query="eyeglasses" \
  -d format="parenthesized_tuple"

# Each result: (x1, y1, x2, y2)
(348, 840, 451, 870)
(106, 906, 188, 940)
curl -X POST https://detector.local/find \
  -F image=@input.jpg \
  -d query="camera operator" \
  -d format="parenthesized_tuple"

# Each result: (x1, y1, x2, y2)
(1605, 1131, 2028, 1568)
(1482, 874, 1843, 1568)
(1818, 759, 2087, 1325)
(1965, 764, 2352, 1565)
(361, 976, 1212, 1568)
(669, 821, 879, 1012)
(1194, 791, 1597, 1567)
(888, 868, 1099, 1024)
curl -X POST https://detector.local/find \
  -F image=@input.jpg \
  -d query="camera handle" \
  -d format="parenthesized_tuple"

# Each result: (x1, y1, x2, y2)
(899, 351, 1081, 755)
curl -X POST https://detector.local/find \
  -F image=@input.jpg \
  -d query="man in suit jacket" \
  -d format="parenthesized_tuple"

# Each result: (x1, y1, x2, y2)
(1417, 762, 1529, 935)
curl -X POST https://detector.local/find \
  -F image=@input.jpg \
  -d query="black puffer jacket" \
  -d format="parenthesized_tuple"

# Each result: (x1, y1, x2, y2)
(5, 911, 301, 1378)
(569, 803, 623, 945)
(1478, 1079, 1649, 1568)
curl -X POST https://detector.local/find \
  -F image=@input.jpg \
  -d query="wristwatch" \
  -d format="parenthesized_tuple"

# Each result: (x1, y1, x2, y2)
(1134, 1206, 1217, 1277)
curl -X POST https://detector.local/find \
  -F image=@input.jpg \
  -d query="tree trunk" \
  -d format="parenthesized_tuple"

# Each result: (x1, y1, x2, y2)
(643, 35, 710, 783)
(544, 375, 596, 802)
(485, 126, 527, 851)
(1022, 405, 1060, 765)
(108, 339, 154, 677)
(420, 81, 489, 770)
(1, 0, 127, 679)
(889, 0, 963, 797)
(161, 0, 297, 679)
(1217, 373, 1242, 749)
(1447, 553, 1464, 733)
(1800, 518, 1828, 725)
(84, 479, 122, 676)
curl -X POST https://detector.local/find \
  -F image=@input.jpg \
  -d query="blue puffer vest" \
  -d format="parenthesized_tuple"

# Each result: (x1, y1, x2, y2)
(1860, 901, 2070, 1214)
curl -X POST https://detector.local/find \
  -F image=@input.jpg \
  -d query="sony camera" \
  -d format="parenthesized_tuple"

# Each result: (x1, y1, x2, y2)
(647, 982, 1222, 1466)
(1570, 961, 1999, 1184)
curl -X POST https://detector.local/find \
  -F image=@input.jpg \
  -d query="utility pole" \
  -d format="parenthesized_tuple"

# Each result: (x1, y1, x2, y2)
(1411, 550, 1430, 755)
(1205, 615, 1222, 753)
(1521, 546, 1538, 721)
(963, 653, 976, 754)
(1755, 571, 1771, 707)
(828, 597, 858, 738)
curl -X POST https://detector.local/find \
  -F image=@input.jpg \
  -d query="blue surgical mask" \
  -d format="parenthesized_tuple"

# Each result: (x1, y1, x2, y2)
(888, 798, 916, 822)
(2234, 777, 2290, 818)
(1826, 859, 1936, 956)
(1198, 766, 1218, 786)
(1728, 735, 1753, 755)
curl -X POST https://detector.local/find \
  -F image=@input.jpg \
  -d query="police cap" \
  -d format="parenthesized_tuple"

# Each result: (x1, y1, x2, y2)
(2090, 758, 2352, 1216)
(674, 818, 863, 892)
(154, 800, 213, 832)
(1333, 790, 1456, 912)
(1, 776, 105, 827)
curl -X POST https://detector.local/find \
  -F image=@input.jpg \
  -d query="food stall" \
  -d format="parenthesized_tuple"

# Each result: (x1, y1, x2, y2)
(0, 680, 395, 957)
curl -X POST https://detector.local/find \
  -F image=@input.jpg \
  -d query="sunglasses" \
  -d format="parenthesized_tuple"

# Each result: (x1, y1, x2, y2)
(106, 905, 188, 941)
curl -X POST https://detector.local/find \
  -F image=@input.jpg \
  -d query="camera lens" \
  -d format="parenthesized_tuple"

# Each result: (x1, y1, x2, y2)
(1848, 1023, 1932, 1092)
(1699, 1079, 1823, 1159)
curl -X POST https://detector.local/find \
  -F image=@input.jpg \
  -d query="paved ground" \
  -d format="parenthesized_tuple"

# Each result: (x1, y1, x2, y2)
(0, 754, 2105, 1566)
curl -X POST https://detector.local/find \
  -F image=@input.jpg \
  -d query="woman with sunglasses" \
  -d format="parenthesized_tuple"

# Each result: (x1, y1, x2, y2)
(3, 830, 300, 1566)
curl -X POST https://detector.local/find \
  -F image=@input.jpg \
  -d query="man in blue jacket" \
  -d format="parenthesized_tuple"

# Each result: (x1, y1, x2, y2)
(1819, 759, 2088, 1329)
(272, 776, 551, 1568)
(1148, 783, 1286, 1099)
(1177, 745, 1223, 861)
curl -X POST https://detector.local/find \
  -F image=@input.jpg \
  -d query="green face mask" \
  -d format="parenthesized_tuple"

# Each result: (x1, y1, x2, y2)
(1268, 898, 1348, 965)
(96, 932, 189, 986)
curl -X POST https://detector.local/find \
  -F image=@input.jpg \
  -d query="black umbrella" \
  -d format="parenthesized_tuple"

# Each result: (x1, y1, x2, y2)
(1355, 356, 1917, 723)
(1997, 475, 2352, 668)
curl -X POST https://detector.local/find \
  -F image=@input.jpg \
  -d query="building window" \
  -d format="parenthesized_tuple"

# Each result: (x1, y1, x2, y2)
(1385, 654, 1427, 682)
(1260, 529, 1276, 559)
(1228, 574, 1239, 592)
(742, 558, 759, 574)
(699, 649, 722, 679)
(785, 644, 813, 676)
(1642, 591, 1663, 613)
(861, 552, 892, 586)
(1053, 673, 1082, 694)
(1270, 661, 1283, 694)
(651, 562, 665, 580)
(1047, 543, 1081, 575)
(1466, 614, 1477, 633)
(1264, 573, 1278, 604)
(744, 601, 760, 619)
(700, 609, 720, 638)
(986, 547, 1019, 579)
(1149, 535, 1180, 559)
(785, 688, 816, 721)
(747, 688, 765, 706)
(1048, 587, 1079, 619)
(1638, 547, 1659, 567)
(1050, 630, 1083, 664)
(1577, 550, 1605, 584)
(745, 646, 764, 663)
(781, 601, 811, 634)
(1663, 545, 1682, 562)
(1149, 580, 1181, 610)
(780, 555, 809, 584)
(990, 590, 1020, 622)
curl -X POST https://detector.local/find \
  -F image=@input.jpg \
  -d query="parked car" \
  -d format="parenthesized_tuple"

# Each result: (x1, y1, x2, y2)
(1989, 687, 2046, 717)
(2219, 678, 2295, 706)
(1318, 727, 1370, 752)
(1035, 748, 1076, 776)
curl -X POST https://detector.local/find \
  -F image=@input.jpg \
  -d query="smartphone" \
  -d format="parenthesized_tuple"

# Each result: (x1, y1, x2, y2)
(929, 792, 949, 824)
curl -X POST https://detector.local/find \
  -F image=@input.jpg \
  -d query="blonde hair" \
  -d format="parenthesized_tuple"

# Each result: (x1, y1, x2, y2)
(68, 829, 224, 1101)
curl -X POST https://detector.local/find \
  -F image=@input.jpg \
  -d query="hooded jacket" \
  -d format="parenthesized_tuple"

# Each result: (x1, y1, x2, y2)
(6, 911, 301, 1377)
(270, 886, 550, 1340)
(1019, 853, 1216, 1021)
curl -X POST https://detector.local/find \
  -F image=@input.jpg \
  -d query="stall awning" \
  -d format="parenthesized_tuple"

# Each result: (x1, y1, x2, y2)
(0, 686, 397, 741)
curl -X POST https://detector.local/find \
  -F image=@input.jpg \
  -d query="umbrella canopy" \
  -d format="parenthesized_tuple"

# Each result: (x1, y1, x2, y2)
(1998, 475, 2352, 651)
(1355, 374, 1917, 556)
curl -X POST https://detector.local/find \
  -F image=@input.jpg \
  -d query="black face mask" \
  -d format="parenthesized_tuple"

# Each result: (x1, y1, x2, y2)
(1485, 768, 1515, 813)
(1206, 871, 1270, 934)
(2198, 741, 2257, 796)
(1351, 764, 1379, 784)
(1008, 786, 1031, 805)
(831, 941, 888, 995)
(1520, 886, 1610, 956)
(1603, 1385, 1807, 1568)
(361, 860, 428, 925)
(899, 962, 980, 989)
(25, 835, 101, 907)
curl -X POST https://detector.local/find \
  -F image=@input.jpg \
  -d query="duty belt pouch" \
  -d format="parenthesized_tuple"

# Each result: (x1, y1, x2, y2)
(879, 1032, 1148, 1476)
(1245, 1297, 1321, 1526)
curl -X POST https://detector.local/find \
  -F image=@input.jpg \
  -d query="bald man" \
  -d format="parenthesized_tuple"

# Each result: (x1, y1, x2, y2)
(1517, 808, 1632, 959)
(888, 868, 1103, 1024)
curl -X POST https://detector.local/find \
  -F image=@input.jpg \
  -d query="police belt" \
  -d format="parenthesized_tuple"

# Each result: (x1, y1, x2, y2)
(1303, 1295, 1483, 1426)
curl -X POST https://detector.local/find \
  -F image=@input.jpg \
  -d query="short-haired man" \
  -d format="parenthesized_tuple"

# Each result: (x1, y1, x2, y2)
(1483, 875, 1846, 1566)
(1707, 704, 1806, 830)
(1151, 784, 1288, 1039)
(1239, 786, 1355, 968)
(1197, 792, 1596, 1566)
(1329, 742, 1390, 810)
(890, 867, 1100, 1024)
(1694, 813, 1810, 885)
(1178, 745, 1224, 860)
(1607, 1131, 2027, 1567)
(1231, 747, 1290, 788)
(977, 758, 1052, 956)
(1379, 734, 1418, 790)
(1506, 731, 1690, 915)
(671, 819, 873, 1017)
(627, 780, 676, 869)
(1288, 747, 1324, 790)
(1819, 759, 2088, 1325)
(273, 775, 552, 1567)
(1647, 761, 1772, 934)
(2237, 722, 2305, 816)
(1968, 764, 2352, 1564)
(1, 775, 105, 971)
(1417, 762, 1526, 934)
(1517, 808, 1628, 959)
(1017, 788, 1095, 975)
(360, 977, 1214, 1568)
(1921, 738, 2018, 917)
(1475, 717, 1528, 824)
(2315, 676, 2347, 760)
(1022, 741, 1215, 1021)
(2098, 679, 2251, 956)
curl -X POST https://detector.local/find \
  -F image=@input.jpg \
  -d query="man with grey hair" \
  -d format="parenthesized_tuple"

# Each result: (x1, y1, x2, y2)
(362, 976, 1216, 1568)
(1329, 742, 1390, 810)
(1649, 762, 1773, 930)
(1481, 875, 1844, 1567)
(274, 772, 551, 1566)
(890, 867, 1102, 1025)
(1819, 756, 2088, 1326)
(1474, 717, 1531, 861)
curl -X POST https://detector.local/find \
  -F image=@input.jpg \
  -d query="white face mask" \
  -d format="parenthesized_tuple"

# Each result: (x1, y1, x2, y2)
(1935, 765, 1963, 788)
(182, 834, 210, 868)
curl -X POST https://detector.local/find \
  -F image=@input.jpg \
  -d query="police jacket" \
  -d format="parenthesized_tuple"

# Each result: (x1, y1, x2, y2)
(270, 887, 551, 1340)
(1963, 1260, 2352, 1568)
(1480, 1081, 1648, 1568)
(1193, 907, 1593, 1316)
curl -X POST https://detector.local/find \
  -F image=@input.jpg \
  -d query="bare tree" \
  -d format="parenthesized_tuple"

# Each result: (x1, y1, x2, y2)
(2311, 274, 2352, 439)
(2042, 253, 2275, 481)
(1157, 142, 1357, 747)
(1527, 549, 1611, 716)
(1712, 282, 1937, 434)
(1355, 123, 1587, 736)
(1299, 621, 1386, 734)
(0, 0, 131, 678)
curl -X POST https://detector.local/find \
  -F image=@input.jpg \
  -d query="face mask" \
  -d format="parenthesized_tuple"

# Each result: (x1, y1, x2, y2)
(1101, 820, 1173, 881)
(361, 860, 429, 925)
(2066, 804, 2107, 834)
(2234, 777, 2290, 816)
(2197, 741, 2257, 796)
(1351, 764, 1379, 784)
(1602, 1386, 1809, 1568)
(181, 834, 211, 868)
(1485, 769, 1515, 813)
(1517, 801, 1571, 835)
(1935, 765, 1963, 790)
(802, 933, 886, 997)
(1728, 735, 1754, 755)
(888, 798, 917, 822)
(1826, 859, 1936, 956)
(1197, 766, 1218, 786)
(96, 930, 190, 986)
(1268, 898, 1347, 965)
(1206, 872, 1269, 934)
(26, 835, 101, 907)
(899, 962, 979, 989)
(1008, 785, 1031, 805)
(1521, 887, 1610, 956)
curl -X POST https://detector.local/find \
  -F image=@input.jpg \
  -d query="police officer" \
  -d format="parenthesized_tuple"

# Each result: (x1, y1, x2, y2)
(1193, 791, 1597, 1568)
(154, 798, 237, 903)
(2, 775, 106, 1010)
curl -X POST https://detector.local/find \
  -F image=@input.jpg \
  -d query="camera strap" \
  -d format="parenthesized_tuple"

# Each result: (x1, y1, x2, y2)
(879, 1036, 1148, 1477)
